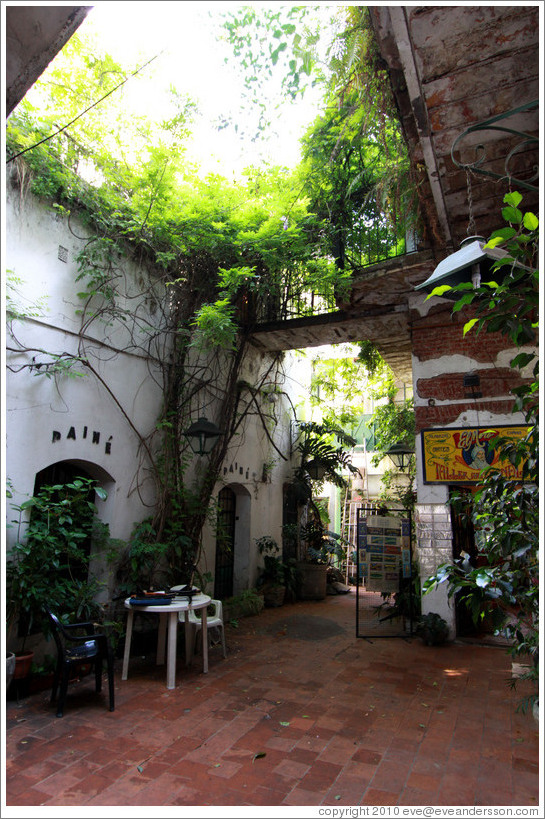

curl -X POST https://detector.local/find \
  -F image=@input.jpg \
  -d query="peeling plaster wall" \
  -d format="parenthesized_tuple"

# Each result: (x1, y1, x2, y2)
(411, 293, 529, 437)
(409, 292, 531, 634)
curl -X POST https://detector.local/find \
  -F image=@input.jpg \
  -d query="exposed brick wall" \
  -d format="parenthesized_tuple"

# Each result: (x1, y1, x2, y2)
(417, 368, 528, 401)
(410, 304, 510, 364)
(416, 399, 516, 432)
(411, 303, 532, 433)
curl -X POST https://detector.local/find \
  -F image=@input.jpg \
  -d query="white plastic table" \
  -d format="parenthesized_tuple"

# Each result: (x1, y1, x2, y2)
(121, 592, 211, 689)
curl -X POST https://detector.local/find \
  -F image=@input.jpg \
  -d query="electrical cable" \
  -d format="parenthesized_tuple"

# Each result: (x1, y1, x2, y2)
(6, 53, 162, 164)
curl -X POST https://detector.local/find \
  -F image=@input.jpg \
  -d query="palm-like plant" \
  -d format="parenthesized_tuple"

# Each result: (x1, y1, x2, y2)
(294, 420, 359, 496)
(290, 420, 359, 564)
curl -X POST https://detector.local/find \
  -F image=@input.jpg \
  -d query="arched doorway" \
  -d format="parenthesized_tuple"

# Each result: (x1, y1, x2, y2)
(214, 483, 252, 599)
(31, 459, 115, 603)
(33, 462, 96, 581)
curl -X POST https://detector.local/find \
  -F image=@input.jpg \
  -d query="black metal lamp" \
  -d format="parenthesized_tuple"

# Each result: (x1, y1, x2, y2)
(415, 236, 510, 300)
(385, 442, 415, 471)
(184, 416, 222, 456)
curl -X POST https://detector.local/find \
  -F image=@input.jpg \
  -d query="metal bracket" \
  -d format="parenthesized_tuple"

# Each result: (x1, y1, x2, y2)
(451, 100, 539, 192)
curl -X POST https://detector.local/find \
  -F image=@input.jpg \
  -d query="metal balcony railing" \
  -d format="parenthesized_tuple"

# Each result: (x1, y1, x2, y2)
(247, 205, 420, 325)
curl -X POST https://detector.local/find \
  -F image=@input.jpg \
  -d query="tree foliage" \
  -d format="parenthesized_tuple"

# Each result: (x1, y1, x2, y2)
(5, 26, 361, 586)
(221, 5, 420, 271)
(219, 4, 323, 139)
(6, 10, 421, 593)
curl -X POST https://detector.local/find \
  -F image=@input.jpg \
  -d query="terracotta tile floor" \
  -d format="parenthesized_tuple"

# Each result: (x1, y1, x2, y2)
(3, 593, 541, 810)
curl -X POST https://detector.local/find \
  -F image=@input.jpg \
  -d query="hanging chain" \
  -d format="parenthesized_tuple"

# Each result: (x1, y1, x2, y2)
(465, 168, 477, 236)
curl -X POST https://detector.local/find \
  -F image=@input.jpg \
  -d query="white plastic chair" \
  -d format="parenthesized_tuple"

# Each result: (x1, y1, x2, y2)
(181, 599, 227, 663)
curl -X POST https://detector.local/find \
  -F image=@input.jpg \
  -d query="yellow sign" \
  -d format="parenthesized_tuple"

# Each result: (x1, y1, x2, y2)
(421, 426, 530, 484)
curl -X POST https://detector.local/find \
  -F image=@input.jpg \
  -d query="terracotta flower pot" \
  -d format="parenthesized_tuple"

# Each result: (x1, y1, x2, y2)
(296, 562, 328, 600)
(28, 672, 55, 695)
(13, 650, 34, 680)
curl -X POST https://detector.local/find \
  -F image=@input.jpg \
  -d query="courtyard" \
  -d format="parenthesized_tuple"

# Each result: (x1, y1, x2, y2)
(4, 592, 540, 810)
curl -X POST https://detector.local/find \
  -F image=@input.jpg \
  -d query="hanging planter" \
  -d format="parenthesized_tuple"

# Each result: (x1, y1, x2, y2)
(306, 459, 329, 481)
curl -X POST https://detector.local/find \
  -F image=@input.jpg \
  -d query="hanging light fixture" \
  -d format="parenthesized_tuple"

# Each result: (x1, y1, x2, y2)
(416, 167, 514, 299)
(184, 416, 222, 456)
(415, 235, 510, 299)
(384, 442, 415, 471)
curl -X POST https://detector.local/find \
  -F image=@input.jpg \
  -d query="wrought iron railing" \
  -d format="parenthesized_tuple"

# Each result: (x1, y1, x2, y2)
(248, 202, 420, 325)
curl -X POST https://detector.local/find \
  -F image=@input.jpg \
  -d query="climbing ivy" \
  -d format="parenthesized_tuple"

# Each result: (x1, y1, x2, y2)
(5, 29, 350, 583)
(6, 11, 421, 589)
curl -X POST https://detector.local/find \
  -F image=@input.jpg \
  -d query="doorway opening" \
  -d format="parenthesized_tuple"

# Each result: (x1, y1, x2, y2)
(215, 487, 236, 599)
(33, 461, 96, 583)
(449, 485, 495, 637)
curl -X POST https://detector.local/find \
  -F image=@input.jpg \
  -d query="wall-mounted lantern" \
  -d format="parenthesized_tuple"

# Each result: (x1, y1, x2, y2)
(184, 416, 222, 456)
(384, 442, 415, 471)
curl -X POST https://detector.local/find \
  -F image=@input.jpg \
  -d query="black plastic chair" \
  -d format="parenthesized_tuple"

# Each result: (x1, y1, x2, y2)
(47, 610, 115, 718)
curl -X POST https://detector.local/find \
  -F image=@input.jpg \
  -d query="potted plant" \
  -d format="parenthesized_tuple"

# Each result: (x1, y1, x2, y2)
(27, 654, 57, 695)
(6, 538, 38, 684)
(223, 588, 265, 622)
(255, 536, 286, 607)
(6, 478, 107, 684)
(288, 421, 359, 600)
(375, 563, 421, 632)
(295, 517, 329, 600)
(416, 612, 450, 646)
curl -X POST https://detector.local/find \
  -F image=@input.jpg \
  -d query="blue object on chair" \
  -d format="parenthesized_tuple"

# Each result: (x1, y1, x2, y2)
(47, 610, 115, 718)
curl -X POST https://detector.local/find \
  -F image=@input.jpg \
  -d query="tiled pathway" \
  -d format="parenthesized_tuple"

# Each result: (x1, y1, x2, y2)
(4, 593, 541, 810)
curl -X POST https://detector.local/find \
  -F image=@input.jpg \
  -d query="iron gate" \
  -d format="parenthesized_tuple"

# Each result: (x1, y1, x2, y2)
(356, 504, 415, 638)
(214, 487, 236, 599)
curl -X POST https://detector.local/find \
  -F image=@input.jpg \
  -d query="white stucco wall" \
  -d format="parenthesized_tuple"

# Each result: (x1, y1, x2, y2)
(5, 181, 302, 605)
(199, 349, 301, 595)
(5, 183, 167, 596)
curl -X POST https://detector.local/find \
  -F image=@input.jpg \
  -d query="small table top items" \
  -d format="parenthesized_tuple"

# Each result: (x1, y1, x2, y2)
(128, 585, 199, 606)
(122, 586, 211, 689)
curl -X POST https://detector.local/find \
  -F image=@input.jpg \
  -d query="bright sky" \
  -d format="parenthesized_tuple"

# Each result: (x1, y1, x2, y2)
(78, 1, 328, 177)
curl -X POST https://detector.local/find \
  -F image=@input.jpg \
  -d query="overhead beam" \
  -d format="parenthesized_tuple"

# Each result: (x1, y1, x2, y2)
(5, 5, 91, 116)
(386, 6, 452, 247)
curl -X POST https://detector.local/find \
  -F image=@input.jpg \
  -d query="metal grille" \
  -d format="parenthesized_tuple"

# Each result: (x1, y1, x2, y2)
(341, 498, 382, 584)
(214, 487, 236, 599)
(356, 505, 415, 639)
